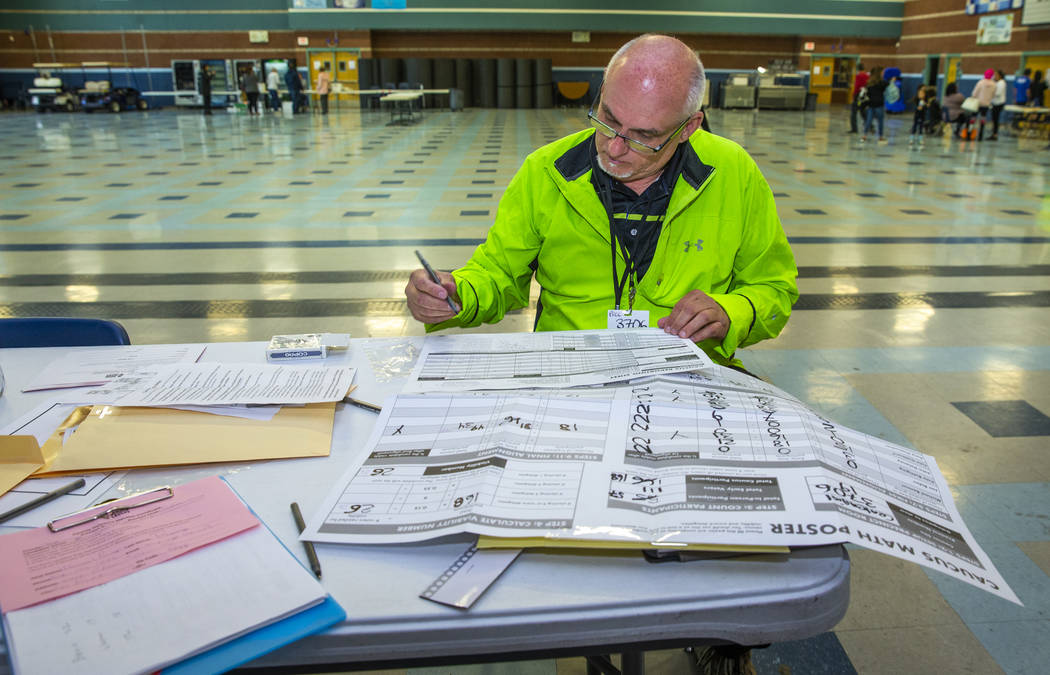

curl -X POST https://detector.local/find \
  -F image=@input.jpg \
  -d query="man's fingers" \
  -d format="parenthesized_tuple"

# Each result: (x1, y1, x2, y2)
(405, 268, 459, 323)
(658, 291, 730, 342)
(677, 310, 724, 342)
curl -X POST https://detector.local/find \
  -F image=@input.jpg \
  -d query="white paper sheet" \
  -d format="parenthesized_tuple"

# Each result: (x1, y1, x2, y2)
(60, 362, 356, 406)
(303, 365, 1019, 605)
(21, 344, 207, 392)
(402, 328, 714, 392)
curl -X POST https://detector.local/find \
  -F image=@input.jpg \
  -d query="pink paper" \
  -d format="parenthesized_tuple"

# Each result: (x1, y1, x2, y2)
(0, 475, 258, 613)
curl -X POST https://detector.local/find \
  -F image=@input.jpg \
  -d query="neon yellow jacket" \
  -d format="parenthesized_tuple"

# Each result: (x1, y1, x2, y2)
(429, 128, 798, 368)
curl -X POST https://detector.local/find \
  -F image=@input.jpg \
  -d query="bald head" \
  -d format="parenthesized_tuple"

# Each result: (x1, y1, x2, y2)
(605, 34, 706, 119)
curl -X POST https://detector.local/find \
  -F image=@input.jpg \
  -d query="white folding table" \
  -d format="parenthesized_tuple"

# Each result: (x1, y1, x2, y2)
(0, 340, 849, 674)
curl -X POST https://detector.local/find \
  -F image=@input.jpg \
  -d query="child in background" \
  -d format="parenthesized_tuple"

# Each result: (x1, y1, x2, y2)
(909, 86, 929, 146)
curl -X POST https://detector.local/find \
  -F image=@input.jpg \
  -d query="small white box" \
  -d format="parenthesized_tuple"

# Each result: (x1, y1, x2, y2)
(266, 333, 349, 362)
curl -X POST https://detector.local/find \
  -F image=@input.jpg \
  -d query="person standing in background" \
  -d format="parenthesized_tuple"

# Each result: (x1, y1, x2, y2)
(942, 82, 967, 137)
(990, 70, 1006, 141)
(266, 67, 281, 112)
(199, 64, 213, 116)
(908, 86, 929, 146)
(317, 64, 331, 115)
(284, 63, 303, 114)
(1014, 68, 1031, 105)
(861, 66, 887, 143)
(849, 63, 870, 134)
(1029, 70, 1046, 108)
(241, 67, 260, 116)
(972, 69, 996, 141)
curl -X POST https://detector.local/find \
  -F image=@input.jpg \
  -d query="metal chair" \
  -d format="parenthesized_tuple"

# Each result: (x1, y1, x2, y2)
(0, 317, 131, 348)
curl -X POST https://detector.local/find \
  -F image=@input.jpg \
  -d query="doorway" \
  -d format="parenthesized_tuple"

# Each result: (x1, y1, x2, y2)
(307, 48, 360, 105)
(924, 55, 940, 88)
(1022, 54, 1050, 106)
(944, 55, 963, 88)
(808, 54, 859, 105)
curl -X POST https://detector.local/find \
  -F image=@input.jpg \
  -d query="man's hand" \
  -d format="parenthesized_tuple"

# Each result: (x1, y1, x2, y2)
(405, 268, 461, 323)
(657, 290, 730, 343)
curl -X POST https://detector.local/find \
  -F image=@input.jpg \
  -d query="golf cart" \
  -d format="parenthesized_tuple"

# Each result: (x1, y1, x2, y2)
(29, 62, 80, 112)
(79, 62, 149, 113)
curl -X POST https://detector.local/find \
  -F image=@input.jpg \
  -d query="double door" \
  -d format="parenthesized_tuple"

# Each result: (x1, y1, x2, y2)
(308, 50, 360, 102)
(808, 56, 857, 105)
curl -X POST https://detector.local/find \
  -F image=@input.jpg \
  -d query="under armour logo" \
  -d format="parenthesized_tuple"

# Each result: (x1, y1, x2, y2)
(683, 239, 703, 252)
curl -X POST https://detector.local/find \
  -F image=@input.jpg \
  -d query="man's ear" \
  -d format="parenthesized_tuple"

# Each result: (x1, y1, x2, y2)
(679, 112, 704, 143)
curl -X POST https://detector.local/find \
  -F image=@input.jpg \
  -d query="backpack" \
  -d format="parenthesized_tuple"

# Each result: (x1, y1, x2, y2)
(885, 81, 900, 104)
(857, 86, 870, 108)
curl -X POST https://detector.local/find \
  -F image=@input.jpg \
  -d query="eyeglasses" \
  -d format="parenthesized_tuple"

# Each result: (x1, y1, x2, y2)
(588, 108, 693, 155)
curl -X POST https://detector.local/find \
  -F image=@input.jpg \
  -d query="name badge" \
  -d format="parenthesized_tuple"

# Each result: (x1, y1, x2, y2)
(607, 309, 650, 329)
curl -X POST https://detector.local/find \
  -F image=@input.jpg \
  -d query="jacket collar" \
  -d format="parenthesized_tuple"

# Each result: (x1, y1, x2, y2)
(553, 131, 714, 190)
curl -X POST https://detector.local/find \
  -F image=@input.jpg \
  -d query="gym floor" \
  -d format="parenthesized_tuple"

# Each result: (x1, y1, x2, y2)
(0, 101, 1047, 674)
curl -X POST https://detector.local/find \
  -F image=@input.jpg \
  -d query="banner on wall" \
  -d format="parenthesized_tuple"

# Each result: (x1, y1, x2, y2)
(977, 13, 1014, 43)
(1023, 0, 1050, 23)
(967, 0, 1023, 15)
(292, 0, 327, 8)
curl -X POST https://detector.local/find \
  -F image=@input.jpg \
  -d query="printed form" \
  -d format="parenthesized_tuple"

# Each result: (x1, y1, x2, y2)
(304, 365, 1018, 604)
(22, 343, 207, 392)
(64, 362, 356, 406)
(402, 328, 714, 392)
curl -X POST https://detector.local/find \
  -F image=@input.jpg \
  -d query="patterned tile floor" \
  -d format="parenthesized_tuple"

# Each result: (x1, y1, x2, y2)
(1, 103, 1048, 674)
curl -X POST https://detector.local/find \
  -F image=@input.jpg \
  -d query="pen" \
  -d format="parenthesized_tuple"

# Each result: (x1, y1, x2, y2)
(290, 502, 323, 579)
(415, 249, 460, 313)
(0, 478, 86, 525)
(341, 396, 381, 414)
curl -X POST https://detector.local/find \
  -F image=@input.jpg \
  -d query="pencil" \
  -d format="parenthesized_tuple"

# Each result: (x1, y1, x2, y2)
(341, 396, 381, 414)
(0, 478, 86, 525)
(290, 502, 323, 579)
(415, 249, 460, 313)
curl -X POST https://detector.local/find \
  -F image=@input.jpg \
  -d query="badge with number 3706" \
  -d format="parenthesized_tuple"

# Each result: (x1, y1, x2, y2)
(607, 309, 649, 329)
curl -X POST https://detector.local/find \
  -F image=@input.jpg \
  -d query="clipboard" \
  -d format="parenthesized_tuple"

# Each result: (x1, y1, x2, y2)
(0, 477, 346, 675)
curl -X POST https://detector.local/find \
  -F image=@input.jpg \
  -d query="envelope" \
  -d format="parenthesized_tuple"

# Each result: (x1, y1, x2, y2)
(34, 403, 336, 476)
(0, 436, 46, 496)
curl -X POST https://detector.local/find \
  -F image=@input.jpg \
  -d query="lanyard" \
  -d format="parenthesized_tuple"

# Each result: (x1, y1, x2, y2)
(595, 168, 637, 312)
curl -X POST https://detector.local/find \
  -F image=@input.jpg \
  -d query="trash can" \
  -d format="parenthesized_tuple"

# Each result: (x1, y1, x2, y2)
(282, 100, 294, 115)
(805, 92, 817, 111)
(449, 88, 463, 111)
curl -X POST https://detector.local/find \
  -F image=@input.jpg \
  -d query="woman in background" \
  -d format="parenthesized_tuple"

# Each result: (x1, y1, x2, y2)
(862, 67, 888, 142)
(972, 69, 996, 141)
(989, 70, 1006, 140)
(942, 82, 966, 138)
(316, 64, 331, 115)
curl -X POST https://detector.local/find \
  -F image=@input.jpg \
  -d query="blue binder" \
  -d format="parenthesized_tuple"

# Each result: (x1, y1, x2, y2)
(162, 595, 345, 675)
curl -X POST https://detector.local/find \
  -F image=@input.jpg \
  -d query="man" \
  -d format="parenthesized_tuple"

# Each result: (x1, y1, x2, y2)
(241, 67, 260, 115)
(404, 34, 798, 370)
(266, 66, 281, 112)
(849, 63, 869, 134)
(1015, 68, 1031, 106)
(284, 63, 303, 113)
(199, 64, 213, 116)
